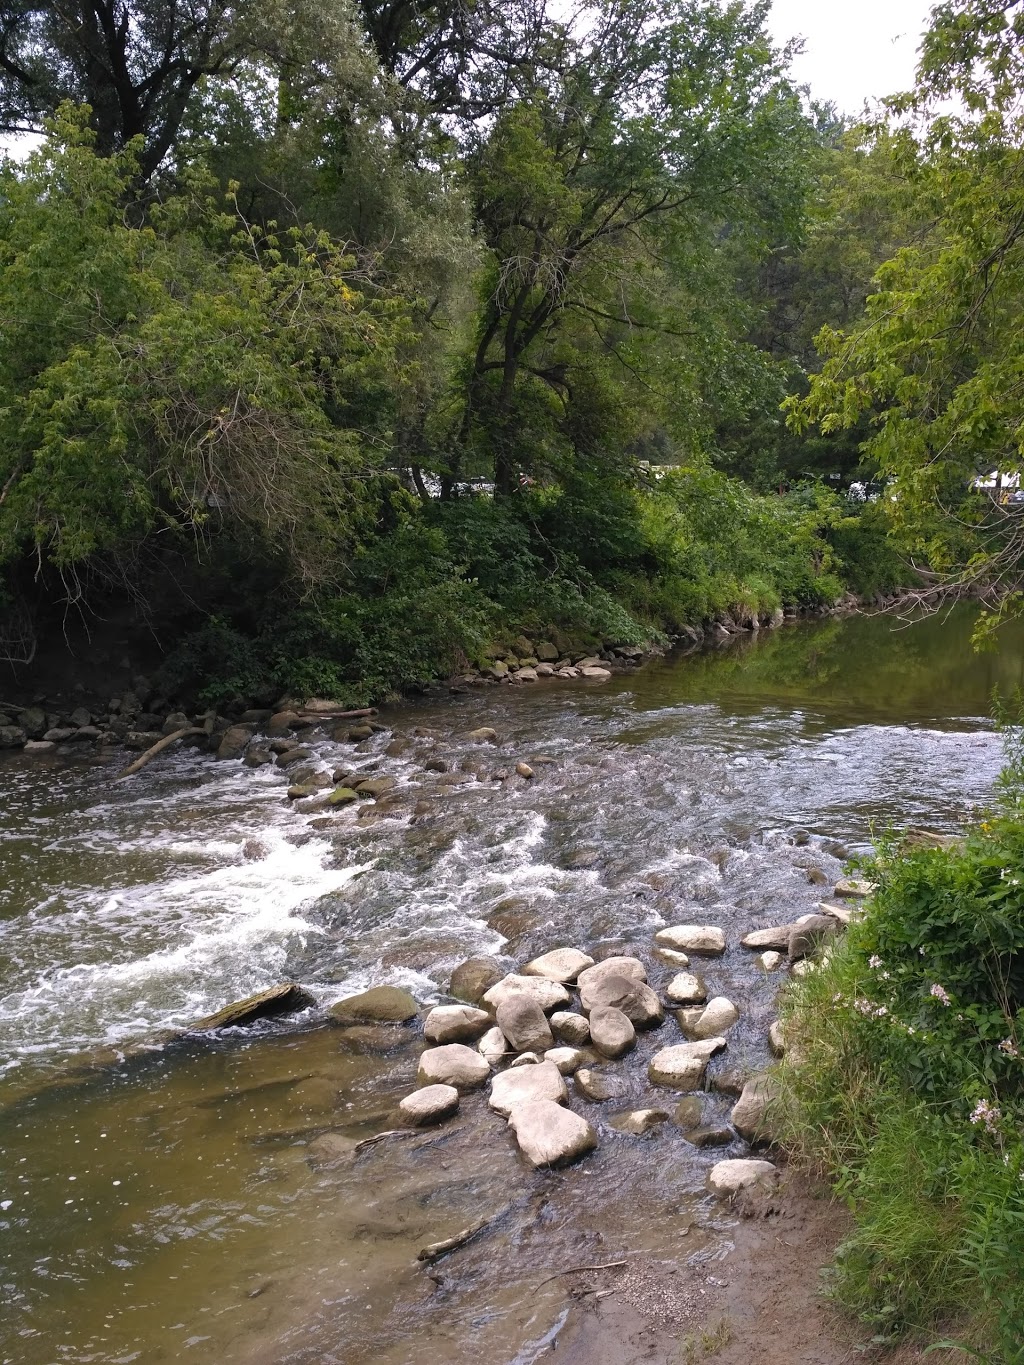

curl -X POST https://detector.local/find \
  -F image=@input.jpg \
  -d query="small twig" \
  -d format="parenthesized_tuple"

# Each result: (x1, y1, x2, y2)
(117, 727, 205, 778)
(535, 1259, 628, 1291)
(353, 1128, 418, 1154)
(417, 1201, 514, 1263)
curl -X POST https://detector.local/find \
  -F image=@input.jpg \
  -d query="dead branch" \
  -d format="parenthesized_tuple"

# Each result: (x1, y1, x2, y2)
(416, 1202, 514, 1263)
(117, 727, 205, 778)
(353, 1128, 419, 1154)
(534, 1260, 628, 1291)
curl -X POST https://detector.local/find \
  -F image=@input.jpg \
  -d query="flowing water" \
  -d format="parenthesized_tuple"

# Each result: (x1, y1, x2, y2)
(1, 605, 1021, 1365)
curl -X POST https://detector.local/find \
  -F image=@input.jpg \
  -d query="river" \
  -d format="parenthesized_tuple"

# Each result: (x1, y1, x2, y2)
(1, 605, 1021, 1365)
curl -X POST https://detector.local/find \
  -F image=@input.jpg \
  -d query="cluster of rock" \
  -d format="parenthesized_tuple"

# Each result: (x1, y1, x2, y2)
(452, 636, 652, 687)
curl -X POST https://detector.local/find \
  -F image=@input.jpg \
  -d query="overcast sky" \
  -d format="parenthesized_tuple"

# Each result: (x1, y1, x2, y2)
(767, 0, 936, 113)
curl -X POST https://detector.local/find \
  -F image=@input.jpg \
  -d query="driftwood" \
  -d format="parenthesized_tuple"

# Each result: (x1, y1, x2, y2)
(534, 1260, 628, 1291)
(353, 1128, 419, 1155)
(296, 706, 378, 720)
(117, 727, 204, 778)
(416, 1201, 513, 1264)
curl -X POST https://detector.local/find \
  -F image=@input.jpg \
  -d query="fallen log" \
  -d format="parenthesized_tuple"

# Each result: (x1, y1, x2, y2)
(117, 727, 205, 778)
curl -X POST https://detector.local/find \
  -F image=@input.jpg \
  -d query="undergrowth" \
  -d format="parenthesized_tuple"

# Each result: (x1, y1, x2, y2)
(779, 720, 1024, 1362)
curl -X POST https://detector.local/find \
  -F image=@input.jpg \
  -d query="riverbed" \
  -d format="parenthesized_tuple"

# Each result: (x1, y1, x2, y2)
(0, 606, 1019, 1365)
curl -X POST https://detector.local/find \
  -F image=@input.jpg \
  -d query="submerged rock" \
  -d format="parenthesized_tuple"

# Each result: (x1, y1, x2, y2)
(330, 986, 419, 1024)
(575, 1067, 628, 1102)
(418, 1044, 490, 1090)
(423, 1004, 492, 1045)
(507, 1099, 597, 1167)
(399, 1084, 460, 1126)
(522, 947, 594, 983)
(588, 1005, 636, 1059)
(496, 996, 553, 1053)
(489, 1059, 567, 1117)
(188, 983, 314, 1031)
(450, 957, 504, 1005)
(708, 1159, 778, 1196)
(612, 1108, 671, 1136)
(654, 925, 726, 956)
(685, 1125, 734, 1148)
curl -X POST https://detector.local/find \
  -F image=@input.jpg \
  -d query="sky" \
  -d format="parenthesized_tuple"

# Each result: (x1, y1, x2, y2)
(767, 0, 936, 114)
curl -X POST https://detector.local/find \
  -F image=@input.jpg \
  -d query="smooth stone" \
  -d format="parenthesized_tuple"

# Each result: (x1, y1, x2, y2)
(188, 983, 314, 1031)
(648, 1038, 727, 1090)
(760, 951, 783, 971)
(682, 997, 739, 1040)
(588, 1005, 636, 1059)
(417, 1044, 490, 1090)
(769, 1020, 787, 1056)
(450, 958, 504, 1005)
(483, 974, 570, 1013)
(489, 1060, 567, 1117)
(467, 726, 499, 743)
(834, 878, 878, 899)
(478, 1026, 510, 1066)
(708, 1159, 778, 1196)
(664, 972, 707, 1005)
(709, 1068, 749, 1098)
(330, 986, 419, 1024)
(496, 996, 554, 1053)
(612, 1108, 671, 1136)
(423, 1004, 492, 1045)
(654, 925, 726, 956)
(550, 1011, 591, 1046)
(579, 666, 611, 679)
(507, 1099, 597, 1168)
(731, 1074, 778, 1144)
(685, 1125, 734, 1148)
(544, 1046, 589, 1075)
(575, 957, 647, 991)
(654, 947, 690, 968)
(674, 1095, 704, 1129)
(741, 924, 800, 951)
(522, 947, 595, 984)
(579, 974, 663, 1028)
(510, 1051, 542, 1067)
(399, 1084, 460, 1126)
(575, 1067, 628, 1102)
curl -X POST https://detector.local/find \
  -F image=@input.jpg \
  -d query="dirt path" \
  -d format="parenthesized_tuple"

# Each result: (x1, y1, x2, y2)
(547, 1173, 936, 1365)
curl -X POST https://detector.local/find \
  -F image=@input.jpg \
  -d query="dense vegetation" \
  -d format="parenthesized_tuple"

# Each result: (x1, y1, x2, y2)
(0, 0, 928, 701)
(781, 731, 1024, 1362)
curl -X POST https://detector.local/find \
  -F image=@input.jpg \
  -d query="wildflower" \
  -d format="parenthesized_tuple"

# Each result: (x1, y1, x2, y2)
(970, 1098, 1002, 1135)
(929, 983, 951, 1006)
(999, 1037, 1020, 1059)
(868, 954, 883, 969)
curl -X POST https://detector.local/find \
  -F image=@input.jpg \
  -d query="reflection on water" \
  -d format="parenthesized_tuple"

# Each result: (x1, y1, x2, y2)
(0, 604, 1019, 1364)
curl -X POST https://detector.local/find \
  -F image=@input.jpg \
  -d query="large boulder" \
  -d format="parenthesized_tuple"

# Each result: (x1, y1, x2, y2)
(330, 985, 419, 1024)
(680, 997, 739, 1040)
(648, 1038, 727, 1090)
(496, 996, 554, 1053)
(588, 1005, 636, 1059)
(708, 1159, 778, 1197)
(507, 1099, 597, 1167)
(399, 1084, 460, 1126)
(663, 972, 707, 1006)
(579, 974, 663, 1028)
(216, 725, 253, 760)
(550, 1011, 591, 1046)
(654, 925, 726, 956)
(522, 947, 594, 984)
(418, 1044, 490, 1090)
(731, 1074, 778, 1144)
(482, 974, 570, 1013)
(489, 1059, 567, 1117)
(575, 956, 646, 991)
(423, 1004, 492, 1045)
(188, 983, 314, 1031)
(18, 707, 46, 739)
(450, 958, 504, 1006)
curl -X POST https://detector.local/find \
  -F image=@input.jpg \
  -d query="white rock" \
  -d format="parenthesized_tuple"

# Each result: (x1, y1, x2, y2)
(741, 925, 800, 951)
(507, 1099, 597, 1167)
(612, 1108, 671, 1136)
(654, 946, 690, 968)
(648, 1038, 727, 1090)
(522, 947, 594, 983)
(478, 1026, 509, 1066)
(708, 1159, 778, 1196)
(817, 900, 855, 925)
(422, 1004, 492, 1044)
(550, 1010, 591, 1045)
(759, 951, 783, 971)
(790, 959, 814, 979)
(575, 957, 647, 991)
(683, 997, 738, 1040)
(399, 1083, 460, 1125)
(769, 1020, 786, 1056)
(489, 1059, 568, 1117)
(510, 1051, 542, 1067)
(579, 666, 611, 679)
(833, 878, 877, 899)
(664, 972, 707, 1005)
(588, 1005, 636, 1058)
(418, 1044, 490, 1090)
(544, 1046, 589, 1075)
(654, 925, 726, 956)
(731, 1075, 777, 1144)
(482, 973, 570, 1013)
